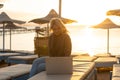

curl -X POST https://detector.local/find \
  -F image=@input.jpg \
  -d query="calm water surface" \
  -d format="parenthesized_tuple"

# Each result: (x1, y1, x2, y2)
(0, 25, 120, 56)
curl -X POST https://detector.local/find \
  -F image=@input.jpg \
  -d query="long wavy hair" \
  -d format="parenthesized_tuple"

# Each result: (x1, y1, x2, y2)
(49, 18, 68, 33)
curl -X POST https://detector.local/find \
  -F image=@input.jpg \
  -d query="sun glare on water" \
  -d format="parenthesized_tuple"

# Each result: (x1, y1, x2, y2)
(68, 24, 100, 56)
(78, 27, 100, 56)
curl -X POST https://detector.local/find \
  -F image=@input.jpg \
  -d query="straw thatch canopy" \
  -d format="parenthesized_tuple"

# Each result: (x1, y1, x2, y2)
(0, 12, 25, 24)
(92, 18, 120, 29)
(0, 23, 26, 29)
(107, 9, 120, 16)
(29, 9, 77, 24)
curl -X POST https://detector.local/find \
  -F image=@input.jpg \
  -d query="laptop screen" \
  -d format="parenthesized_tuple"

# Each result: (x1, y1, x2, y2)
(45, 57, 73, 75)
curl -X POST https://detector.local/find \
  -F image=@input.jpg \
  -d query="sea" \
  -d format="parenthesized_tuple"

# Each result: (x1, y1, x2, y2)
(0, 24, 120, 56)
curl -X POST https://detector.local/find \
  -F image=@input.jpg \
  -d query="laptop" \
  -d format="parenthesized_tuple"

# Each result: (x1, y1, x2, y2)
(45, 57, 73, 75)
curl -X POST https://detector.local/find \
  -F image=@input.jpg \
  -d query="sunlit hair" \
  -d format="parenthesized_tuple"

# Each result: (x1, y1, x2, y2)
(49, 18, 68, 33)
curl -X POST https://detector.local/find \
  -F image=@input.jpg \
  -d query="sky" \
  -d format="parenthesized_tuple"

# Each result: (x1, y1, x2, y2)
(0, 0, 120, 25)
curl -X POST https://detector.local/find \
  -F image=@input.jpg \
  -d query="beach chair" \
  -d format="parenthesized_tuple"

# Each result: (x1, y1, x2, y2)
(73, 55, 97, 62)
(0, 64, 32, 80)
(6, 55, 38, 65)
(94, 57, 117, 68)
(93, 53, 117, 69)
(28, 60, 96, 80)
(0, 74, 11, 80)
(94, 56, 117, 77)
(110, 64, 120, 80)
(0, 52, 25, 62)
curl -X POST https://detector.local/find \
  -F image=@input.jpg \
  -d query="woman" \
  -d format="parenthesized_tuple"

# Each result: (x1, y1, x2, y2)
(29, 18, 72, 77)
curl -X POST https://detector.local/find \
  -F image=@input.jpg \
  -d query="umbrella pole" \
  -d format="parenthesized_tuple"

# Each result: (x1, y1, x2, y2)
(3, 23, 5, 51)
(107, 28, 109, 54)
(10, 27, 11, 50)
(59, 0, 62, 17)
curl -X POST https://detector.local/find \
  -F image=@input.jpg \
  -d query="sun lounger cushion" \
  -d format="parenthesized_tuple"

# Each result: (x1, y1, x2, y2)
(28, 62, 95, 80)
(112, 64, 120, 77)
(6, 55, 38, 64)
(0, 64, 32, 80)
(94, 57, 117, 67)
(112, 77, 120, 80)
(73, 55, 97, 62)
(94, 53, 111, 57)
(0, 74, 11, 80)
(0, 52, 23, 61)
(111, 64, 120, 80)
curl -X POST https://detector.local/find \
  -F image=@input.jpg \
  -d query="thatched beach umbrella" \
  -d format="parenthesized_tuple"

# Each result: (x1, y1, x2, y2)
(29, 9, 76, 24)
(29, 9, 76, 36)
(0, 12, 25, 51)
(92, 18, 120, 54)
(107, 9, 120, 16)
(0, 23, 26, 50)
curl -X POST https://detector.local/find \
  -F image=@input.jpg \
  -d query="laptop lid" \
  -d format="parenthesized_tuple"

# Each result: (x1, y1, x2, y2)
(45, 57, 73, 75)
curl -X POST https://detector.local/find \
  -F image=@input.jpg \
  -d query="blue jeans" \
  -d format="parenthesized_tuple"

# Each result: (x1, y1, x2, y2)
(29, 57, 46, 78)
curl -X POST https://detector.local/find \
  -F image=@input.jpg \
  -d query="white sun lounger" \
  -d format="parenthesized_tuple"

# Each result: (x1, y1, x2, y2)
(94, 57, 117, 68)
(73, 55, 97, 62)
(0, 64, 32, 80)
(6, 55, 38, 65)
(110, 64, 120, 80)
(28, 61, 96, 80)
(0, 52, 24, 61)
(0, 74, 11, 80)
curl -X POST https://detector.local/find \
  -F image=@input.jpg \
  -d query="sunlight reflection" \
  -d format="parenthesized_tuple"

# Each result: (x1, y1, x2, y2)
(82, 27, 96, 56)
(70, 26, 101, 56)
